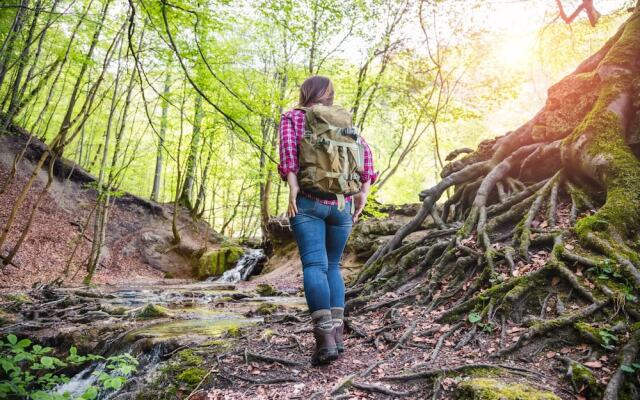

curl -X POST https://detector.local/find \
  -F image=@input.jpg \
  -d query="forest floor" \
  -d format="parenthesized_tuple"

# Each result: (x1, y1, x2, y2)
(195, 259, 600, 400)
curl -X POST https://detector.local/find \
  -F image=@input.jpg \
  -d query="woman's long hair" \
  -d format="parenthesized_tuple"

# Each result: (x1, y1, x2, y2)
(299, 76, 334, 107)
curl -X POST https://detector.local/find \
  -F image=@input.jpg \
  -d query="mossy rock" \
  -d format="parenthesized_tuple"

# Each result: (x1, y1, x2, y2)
(136, 303, 173, 320)
(2, 293, 31, 304)
(457, 378, 560, 400)
(176, 367, 206, 385)
(256, 283, 278, 297)
(567, 361, 603, 398)
(195, 245, 244, 280)
(255, 303, 278, 315)
(0, 310, 17, 327)
(101, 304, 127, 316)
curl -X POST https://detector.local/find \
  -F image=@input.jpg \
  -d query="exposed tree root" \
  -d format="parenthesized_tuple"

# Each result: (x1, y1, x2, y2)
(347, 10, 640, 398)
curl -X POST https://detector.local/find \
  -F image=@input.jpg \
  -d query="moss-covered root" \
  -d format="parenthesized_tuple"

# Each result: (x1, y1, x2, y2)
(456, 378, 560, 400)
(495, 301, 606, 357)
(556, 356, 604, 398)
(603, 328, 640, 400)
(564, 12, 640, 287)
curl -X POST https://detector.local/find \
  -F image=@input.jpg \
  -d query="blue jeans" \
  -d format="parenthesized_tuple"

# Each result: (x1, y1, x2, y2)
(290, 195, 352, 313)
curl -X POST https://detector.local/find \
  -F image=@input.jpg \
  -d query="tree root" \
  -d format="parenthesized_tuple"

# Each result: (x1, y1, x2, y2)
(495, 301, 607, 357)
(244, 350, 304, 366)
(351, 381, 419, 397)
(603, 328, 640, 400)
(429, 321, 463, 363)
(383, 362, 544, 381)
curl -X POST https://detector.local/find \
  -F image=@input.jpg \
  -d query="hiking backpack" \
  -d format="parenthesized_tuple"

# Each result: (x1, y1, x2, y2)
(295, 104, 365, 210)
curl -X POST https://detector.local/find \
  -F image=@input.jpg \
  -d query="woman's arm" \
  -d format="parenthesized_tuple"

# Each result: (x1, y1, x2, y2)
(277, 111, 302, 218)
(352, 180, 370, 223)
(287, 172, 300, 218)
(353, 138, 377, 223)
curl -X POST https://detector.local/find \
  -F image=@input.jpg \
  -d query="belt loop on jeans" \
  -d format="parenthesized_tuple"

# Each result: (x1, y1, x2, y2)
(336, 194, 345, 211)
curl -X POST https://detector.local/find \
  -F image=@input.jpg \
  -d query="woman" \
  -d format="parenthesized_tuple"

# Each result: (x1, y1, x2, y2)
(278, 76, 377, 365)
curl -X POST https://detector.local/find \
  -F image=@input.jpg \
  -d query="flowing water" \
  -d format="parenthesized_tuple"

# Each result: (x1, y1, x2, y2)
(48, 249, 304, 399)
(214, 248, 266, 283)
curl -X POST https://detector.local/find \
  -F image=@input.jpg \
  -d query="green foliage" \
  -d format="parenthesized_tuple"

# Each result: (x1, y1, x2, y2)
(468, 312, 482, 324)
(0, 334, 138, 399)
(620, 363, 640, 373)
(597, 328, 618, 349)
(468, 312, 494, 333)
(360, 186, 388, 221)
(587, 259, 638, 302)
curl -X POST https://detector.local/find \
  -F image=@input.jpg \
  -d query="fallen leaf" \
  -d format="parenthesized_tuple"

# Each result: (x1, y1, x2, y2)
(584, 360, 602, 368)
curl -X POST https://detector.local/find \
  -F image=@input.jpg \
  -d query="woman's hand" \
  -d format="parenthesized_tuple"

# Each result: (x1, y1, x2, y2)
(287, 172, 300, 218)
(352, 181, 371, 223)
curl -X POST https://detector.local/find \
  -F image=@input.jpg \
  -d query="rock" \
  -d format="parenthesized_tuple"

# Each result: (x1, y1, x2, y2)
(256, 283, 278, 297)
(456, 378, 560, 400)
(74, 289, 116, 299)
(194, 244, 244, 280)
(2, 293, 31, 304)
(136, 303, 173, 320)
(255, 303, 279, 315)
(100, 304, 127, 315)
(0, 310, 17, 327)
(230, 292, 252, 300)
(141, 231, 165, 244)
(348, 219, 404, 259)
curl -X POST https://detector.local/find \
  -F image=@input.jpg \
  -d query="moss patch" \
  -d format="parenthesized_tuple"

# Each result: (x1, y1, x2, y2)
(568, 361, 603, 398)
(256, 283, 278, 297)
(136, 303, 173, 320)
(176, 367, 206, 385)
(255, 303, 278, 315)
(176, 349, 203, 366)
(457, 378, 560, 400)
(195, 244, 244, 280)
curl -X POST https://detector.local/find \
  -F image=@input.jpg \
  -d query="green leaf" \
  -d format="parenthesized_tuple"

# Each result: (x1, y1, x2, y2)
(468, 312, 482, 324)
(0, 359, 16, 373)
(632, 363, 640, 369)
(81, 386, 98, 399)
(16, 339, 31, 349)
(621, 365, 635, 373)
(7, 335, 17, 345)
(40, 356, 55, 368)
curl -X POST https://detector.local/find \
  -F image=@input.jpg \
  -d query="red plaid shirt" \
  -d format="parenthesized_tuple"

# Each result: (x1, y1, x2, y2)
(278, 108, 377, 205)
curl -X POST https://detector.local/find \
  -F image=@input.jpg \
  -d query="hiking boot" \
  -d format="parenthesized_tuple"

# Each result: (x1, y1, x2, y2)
(334, 321, 344, 353)
(311, 325, 338, 366)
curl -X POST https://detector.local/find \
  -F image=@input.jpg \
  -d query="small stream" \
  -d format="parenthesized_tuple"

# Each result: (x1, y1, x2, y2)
(215, 248, 266, 283)
(45, 248, 303, 399)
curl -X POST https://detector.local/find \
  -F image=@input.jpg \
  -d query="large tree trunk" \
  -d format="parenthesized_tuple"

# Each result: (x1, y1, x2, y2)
(353, 10, 640, 400)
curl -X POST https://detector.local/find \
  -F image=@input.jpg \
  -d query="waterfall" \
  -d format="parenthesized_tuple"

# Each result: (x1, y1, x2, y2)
(215, 249, 266, 283)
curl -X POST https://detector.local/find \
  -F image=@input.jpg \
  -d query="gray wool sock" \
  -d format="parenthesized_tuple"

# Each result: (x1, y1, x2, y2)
(331, 307, 344, 326)
(311, 309, 333, 329)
